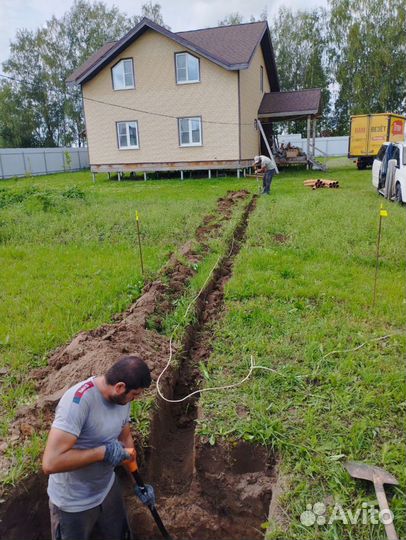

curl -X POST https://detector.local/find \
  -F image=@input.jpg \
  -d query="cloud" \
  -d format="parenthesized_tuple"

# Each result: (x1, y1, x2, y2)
(0, 0, 68, 66)
(0, 0, 327, 67)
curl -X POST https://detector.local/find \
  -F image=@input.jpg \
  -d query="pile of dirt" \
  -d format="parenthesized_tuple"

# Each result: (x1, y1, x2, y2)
(0, 189, 278, 540)
(1, 190, 250, 456)
(124, 194, 276, 540)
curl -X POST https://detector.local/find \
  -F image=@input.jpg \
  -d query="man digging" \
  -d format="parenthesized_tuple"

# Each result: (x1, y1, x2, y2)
(253, 154, 276, 195)
(42, 355, 154, 540)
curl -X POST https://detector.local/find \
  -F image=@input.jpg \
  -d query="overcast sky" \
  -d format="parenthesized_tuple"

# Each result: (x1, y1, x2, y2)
(0, 0, 327, 68)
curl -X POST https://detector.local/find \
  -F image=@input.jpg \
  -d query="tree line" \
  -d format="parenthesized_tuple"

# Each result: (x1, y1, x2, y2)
(0, 0, 404, 147)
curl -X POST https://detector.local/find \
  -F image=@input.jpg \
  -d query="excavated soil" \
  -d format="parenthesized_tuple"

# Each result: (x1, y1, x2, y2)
(0, 190, 277, 540)
(0, 190, 250, 461)
(125, 195, 276, 540)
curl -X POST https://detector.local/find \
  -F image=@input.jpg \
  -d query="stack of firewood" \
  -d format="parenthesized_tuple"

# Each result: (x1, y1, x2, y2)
(304, 179, 340, 189)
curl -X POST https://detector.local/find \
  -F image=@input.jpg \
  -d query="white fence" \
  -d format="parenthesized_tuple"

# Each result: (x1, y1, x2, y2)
(278, 134, 349, 157)
(0, 147, 89, 179)
(0, 136, 348, 179)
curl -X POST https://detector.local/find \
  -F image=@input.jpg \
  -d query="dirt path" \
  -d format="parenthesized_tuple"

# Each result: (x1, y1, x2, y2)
(0, 191, 277, 540)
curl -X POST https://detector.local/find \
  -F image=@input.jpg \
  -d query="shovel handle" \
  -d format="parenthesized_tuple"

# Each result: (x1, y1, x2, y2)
(122, 447, 138, 473)
(374, 479, 398, 540)
(133, 471, 173, 540)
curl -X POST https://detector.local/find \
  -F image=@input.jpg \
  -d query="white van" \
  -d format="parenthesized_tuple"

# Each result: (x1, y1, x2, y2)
(372, 142, 406, 203)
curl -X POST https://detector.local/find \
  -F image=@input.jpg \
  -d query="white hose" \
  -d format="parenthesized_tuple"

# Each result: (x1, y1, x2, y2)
(155, 213, 400, 403)
(155, 225, 285, 404)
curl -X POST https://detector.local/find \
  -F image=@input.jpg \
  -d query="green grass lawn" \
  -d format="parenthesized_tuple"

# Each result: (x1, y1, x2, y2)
(193, 165, 405, 539)
(0, 171, 250, 435)
(0, 165, 404, 540)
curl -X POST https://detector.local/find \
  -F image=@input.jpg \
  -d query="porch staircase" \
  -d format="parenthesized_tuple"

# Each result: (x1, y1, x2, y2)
(307, 156, 327, 171)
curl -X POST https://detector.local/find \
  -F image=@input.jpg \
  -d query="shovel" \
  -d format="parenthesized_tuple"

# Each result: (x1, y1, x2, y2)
(344, 461, 399, 540)
(124, 449, 173, 540)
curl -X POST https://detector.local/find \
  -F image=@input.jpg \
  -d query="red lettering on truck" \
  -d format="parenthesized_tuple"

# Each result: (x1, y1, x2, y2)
(392, 120, 404, 135)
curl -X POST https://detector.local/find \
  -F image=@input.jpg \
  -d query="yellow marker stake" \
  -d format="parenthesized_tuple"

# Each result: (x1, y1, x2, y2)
(135, 211, 144, 275)
(373, 205, 388, 307)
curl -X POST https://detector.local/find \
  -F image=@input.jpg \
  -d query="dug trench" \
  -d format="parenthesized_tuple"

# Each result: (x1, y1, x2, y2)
(0, 191, 276, 540)
(126, 194, 275, 540)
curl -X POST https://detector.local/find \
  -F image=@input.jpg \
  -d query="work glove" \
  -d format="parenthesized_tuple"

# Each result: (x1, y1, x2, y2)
(103, 440, 130, 467)
(134, 484, 156, 508)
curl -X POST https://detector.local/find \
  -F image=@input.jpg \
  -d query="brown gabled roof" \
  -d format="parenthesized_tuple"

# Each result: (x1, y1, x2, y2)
(177, 22, 267, 67)
(258, 89, 322, 120)
(67, 18, 279, 90)
(67, 42, 117, 83)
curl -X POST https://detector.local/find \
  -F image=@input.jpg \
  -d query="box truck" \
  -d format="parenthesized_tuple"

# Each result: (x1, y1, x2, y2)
(348, 113, 405, 169)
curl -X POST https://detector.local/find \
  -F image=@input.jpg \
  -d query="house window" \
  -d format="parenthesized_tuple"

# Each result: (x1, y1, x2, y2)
(117, 121, 139, 149)
(112, 59, 135, 90)
(260, 66, 264, 93)
(178, 117, 202, 146)
(175, 53, 200, 84)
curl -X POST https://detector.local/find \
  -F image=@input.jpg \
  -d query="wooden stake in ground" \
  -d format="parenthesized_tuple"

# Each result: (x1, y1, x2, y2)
(135, 210, 144, 276)
(373, 204, 388, 307)
(255, 171, 261, 193)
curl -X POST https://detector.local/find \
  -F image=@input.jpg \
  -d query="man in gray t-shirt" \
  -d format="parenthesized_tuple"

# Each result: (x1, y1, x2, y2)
(43, 356, 152, 540)
(254, 155, 277, 195)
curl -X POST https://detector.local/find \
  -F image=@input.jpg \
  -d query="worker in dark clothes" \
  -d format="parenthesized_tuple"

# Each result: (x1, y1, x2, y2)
(254, 155, 276, 195)
(42, 356, 154, 540)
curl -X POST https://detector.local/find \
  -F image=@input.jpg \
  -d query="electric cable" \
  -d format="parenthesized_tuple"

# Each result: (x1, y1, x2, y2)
(156, 227, 401, 403)
(321, 334, 395, 359)
(156, 218, 282, 404)
(0, 72, 256, 128)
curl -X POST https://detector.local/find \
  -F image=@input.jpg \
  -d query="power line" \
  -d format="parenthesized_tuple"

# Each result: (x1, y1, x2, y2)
(0, 73, 17, 83)
(0, 72, 78, 93)
(83, 95, 254, 127)
(0, 72, 256, 128)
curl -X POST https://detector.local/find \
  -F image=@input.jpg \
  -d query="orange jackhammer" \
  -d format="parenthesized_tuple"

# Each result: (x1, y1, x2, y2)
(124, 449, 172, 540)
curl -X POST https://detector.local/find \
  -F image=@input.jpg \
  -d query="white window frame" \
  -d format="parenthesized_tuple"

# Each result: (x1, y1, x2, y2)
(116, 121, 139, 150)
(178, 116, 202, 147)
(175, 53, 200, 84)
(112, 59, 135, 90)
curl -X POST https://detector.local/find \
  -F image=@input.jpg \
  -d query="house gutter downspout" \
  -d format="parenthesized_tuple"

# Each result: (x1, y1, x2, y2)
(237, 71, 241, 161)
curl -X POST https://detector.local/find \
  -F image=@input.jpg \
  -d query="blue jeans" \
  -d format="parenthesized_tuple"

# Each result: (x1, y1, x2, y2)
(262, 169, 275, 194)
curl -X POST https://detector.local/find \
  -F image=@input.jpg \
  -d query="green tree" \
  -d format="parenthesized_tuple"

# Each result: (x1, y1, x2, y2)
(218, 13, 245, 26)
(1, 0, 168, 148)
(0, 80, 39, 147)
(328, 0, 406, 134)
(140, 1, 170, 29)
(270, 7, 332, 135)
(218, 8, 267, 26)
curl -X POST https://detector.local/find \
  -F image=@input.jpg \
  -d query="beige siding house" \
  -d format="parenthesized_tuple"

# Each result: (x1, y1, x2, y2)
(68, 18, 280, 176)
